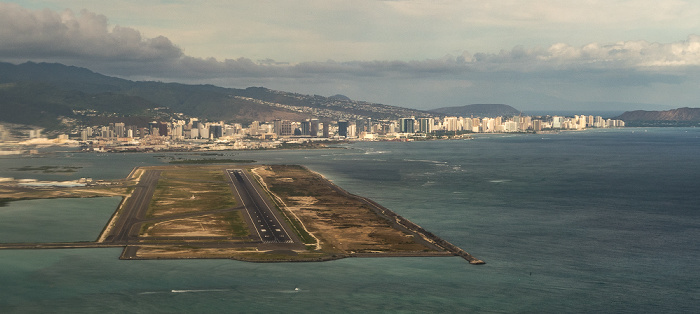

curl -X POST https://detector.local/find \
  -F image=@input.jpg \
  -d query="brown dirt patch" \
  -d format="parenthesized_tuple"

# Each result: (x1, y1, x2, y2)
(257, 165, 437, 254)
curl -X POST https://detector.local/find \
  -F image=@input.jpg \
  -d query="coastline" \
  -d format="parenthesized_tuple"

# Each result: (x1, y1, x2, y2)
(299, 166, 484, 264)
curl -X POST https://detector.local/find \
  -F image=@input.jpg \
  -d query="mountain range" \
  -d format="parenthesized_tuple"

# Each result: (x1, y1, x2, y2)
(3, 61, 696, 132)
(614, 107, 700, 127)
(0, 61, 432, 130)
(615, 107, 700, 121)
(430, 104, 521, 117)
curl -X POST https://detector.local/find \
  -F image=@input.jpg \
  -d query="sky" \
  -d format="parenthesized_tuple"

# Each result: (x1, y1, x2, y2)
(1, 0, 700, 112)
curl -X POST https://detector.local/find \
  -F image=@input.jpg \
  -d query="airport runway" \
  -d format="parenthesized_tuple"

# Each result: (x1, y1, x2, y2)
(0, 166, 304, 258)
(226, 169, 294, 244)
(106, 169, 161, 243)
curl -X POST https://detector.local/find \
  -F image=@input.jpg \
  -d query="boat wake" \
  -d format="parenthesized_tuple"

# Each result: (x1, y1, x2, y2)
(138, 289, 230, 295)
(279, 287, 306, 294)
(489, 179, 512, 183)
(170, 289, 229, 293)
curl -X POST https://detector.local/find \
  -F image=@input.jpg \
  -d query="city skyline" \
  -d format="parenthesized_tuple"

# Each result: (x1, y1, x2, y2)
(1, 1, 700, 112)
(0, 112, 625, 154)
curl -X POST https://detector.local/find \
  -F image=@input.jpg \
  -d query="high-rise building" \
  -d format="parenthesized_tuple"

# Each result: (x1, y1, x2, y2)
(158, 122, 169, 136)
(347, 123, 356, 138)
(532, 120, 542, 131)
(148, 121, 159, 135)
(521, 116, 532, 131)
(552, 116, 564, 129)
(399, 118, 415, 133)
(100, 126, 110, 138)
(504, 121, 518, 132)
(444, 117, 459, 131)
(322, 122, 329, 138)
(576, 115, 586, 129)
(419, 118, 433, 133)
(310, 119, 320, 137)
(337, 121, 349, 137)
(171, 124, 184, 138)
(274, 119, 292, 136)
(300, 120, 311, 136)
(198, 124, 209, 139)
(209, 124, 223, 138)
(482, 118, 495, 132)
(114, 123, 125, 138)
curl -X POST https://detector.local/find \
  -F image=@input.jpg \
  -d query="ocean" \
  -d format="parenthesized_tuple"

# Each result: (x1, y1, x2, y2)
(0, 128, 698, 313)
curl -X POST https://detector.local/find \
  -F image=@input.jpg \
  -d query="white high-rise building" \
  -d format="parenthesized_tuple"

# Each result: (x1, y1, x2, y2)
(444, 117, 459, 131)
(552, 116, 564, 129)
(504, 121, 518, 132)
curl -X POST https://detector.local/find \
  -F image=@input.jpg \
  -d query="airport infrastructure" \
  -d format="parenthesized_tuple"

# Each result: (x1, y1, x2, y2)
(0, 165, 305, 258)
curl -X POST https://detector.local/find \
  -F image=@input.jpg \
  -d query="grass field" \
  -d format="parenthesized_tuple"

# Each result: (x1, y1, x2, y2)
(140, 167, 248, 240)
(141, 211, 249, 238)
(147, 169, 236, 217)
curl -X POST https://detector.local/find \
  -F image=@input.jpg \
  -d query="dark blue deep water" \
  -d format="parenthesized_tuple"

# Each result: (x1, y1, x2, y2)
(1, 128, 698, 313)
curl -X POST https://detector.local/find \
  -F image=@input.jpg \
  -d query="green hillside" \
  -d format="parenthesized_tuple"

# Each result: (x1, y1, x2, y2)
(0, 61, 432, 130)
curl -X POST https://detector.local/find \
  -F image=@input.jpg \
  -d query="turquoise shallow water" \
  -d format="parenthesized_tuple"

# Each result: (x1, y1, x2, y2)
(0, 197, 120, 243)
(1, 128, 699, 313)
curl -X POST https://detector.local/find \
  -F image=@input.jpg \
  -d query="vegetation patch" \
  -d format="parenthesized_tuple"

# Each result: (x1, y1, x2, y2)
(140, 212, 249, 238)
(147, 169, 236, 217)
(168, 159, 255, 164)
(224, 211, 250, 237)
(0, 185, 128, 202)
(257, 165, 438, 254)
(10, 165, 82, 173)
(134, 246, 260, 259)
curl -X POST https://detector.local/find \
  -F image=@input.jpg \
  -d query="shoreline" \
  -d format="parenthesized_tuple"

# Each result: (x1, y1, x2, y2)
(299, 166, 484, 264)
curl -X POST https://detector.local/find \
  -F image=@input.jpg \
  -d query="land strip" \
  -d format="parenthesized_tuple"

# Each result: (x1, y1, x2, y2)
(252, 165, 484, 264)
(0, 164, 483, 264)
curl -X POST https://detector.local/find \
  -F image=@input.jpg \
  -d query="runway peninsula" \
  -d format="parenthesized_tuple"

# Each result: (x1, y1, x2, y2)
(0, 164, 484, 264)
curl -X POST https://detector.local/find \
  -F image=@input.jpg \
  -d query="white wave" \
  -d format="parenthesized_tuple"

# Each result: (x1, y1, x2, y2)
(279, 287, 306, 293)
(170, 289, 229, 293)
(403, 159, 447, 164)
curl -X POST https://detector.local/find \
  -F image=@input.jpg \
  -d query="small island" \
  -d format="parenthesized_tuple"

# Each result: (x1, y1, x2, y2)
(0, 164, 484, 264)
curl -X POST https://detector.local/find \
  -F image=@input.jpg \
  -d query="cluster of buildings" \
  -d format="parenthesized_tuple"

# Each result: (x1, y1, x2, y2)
(424, 114, 624, 134)
(72, 114, 624, 151)
(0, 114, 625, 152)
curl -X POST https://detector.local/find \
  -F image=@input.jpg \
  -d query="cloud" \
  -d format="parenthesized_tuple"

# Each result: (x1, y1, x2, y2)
(3, 3, 700, 79)
(1, 3, 699, 110)
(166, 36, 700, 80)
(0, 3, 182, 61)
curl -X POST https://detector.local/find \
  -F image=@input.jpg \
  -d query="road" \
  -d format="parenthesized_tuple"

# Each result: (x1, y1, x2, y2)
(226, 169, 294, 244)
